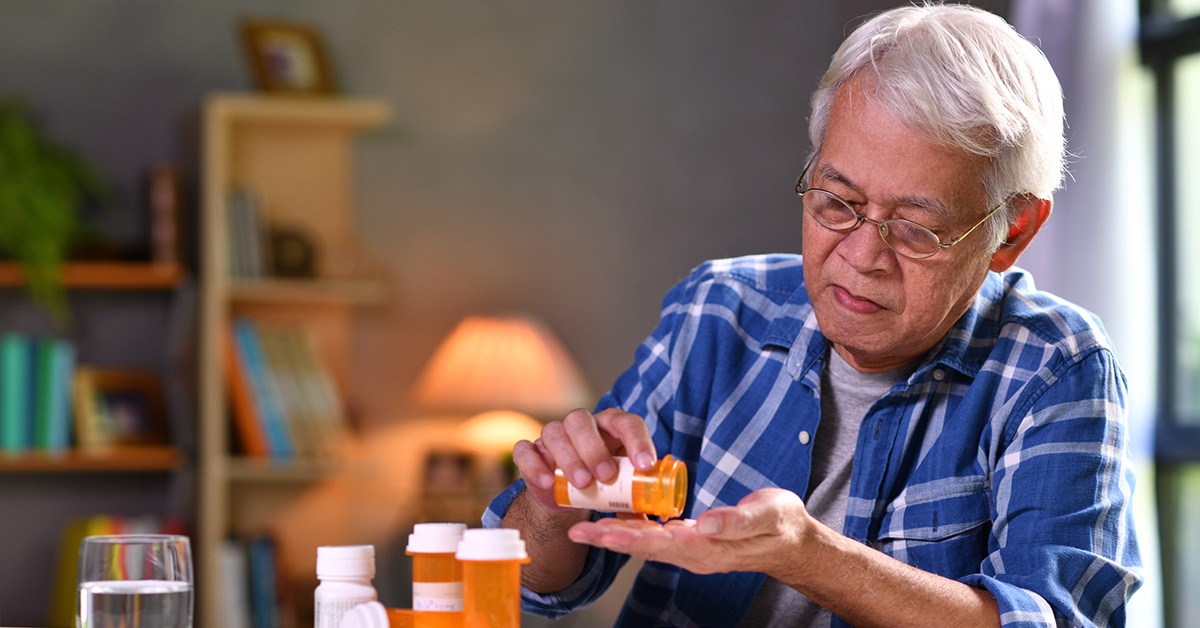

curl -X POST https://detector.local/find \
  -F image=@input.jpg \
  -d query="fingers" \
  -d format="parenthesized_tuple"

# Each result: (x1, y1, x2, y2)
(594, 408, 658, 471)
(567, 515, 675, 548)
(563, 409, 619, 483)
(540, 409, 604, 488)
(518, 408, 655, 493)
(567, 490, 813, 576)
(567, 517, 730, 574)
(511, 438, 554, 490)
(697, 488, 807, 541)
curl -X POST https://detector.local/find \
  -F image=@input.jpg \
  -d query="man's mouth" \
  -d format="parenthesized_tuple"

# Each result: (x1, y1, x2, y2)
(832, 285, 886, 314)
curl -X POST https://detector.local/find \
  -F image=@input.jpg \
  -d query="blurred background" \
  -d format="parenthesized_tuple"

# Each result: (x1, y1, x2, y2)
(0, 0, 1194, 626)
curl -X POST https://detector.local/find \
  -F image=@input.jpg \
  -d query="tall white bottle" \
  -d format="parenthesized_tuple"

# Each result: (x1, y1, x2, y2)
(314, 545, 378, 628)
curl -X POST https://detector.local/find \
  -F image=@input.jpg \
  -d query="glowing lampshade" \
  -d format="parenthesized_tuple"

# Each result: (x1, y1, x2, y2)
(456, 410, 545, 456)
(411, 315, 592, 420)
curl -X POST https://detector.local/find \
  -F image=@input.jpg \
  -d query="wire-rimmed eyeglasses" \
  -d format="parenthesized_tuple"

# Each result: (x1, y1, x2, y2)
(795, 159, 1015, 260)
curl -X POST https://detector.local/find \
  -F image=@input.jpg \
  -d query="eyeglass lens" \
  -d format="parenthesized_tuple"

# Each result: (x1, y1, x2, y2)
(801, 189, 941, 258)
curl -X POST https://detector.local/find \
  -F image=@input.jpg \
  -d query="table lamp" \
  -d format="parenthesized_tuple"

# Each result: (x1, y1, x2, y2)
(410, 315, 593, 455)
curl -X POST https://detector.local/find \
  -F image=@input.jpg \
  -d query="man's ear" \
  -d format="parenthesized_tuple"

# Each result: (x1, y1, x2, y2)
(990, 196, 1052, 272)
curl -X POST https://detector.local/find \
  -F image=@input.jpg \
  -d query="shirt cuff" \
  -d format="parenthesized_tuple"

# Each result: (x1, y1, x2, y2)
(960, 574, 1058, 627)
(482, 478, 525, 528)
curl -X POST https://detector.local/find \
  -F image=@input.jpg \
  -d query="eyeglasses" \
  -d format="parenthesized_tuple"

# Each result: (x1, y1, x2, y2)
(795, 159, 1015, 260)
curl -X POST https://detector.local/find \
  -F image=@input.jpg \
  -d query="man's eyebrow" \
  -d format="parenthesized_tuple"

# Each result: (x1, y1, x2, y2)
(815, 162, 856, 191)
(815, 161, 953, 222)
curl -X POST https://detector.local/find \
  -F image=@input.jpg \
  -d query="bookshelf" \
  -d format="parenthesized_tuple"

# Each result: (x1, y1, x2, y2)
(0, 261, 185, 289)
(196, 93, 391, 628)
(0, 260, 191, 625)
(0, 444, 183, 473)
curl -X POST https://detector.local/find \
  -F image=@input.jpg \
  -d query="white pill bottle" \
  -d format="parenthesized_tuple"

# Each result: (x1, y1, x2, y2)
(314, 545, 378, 628)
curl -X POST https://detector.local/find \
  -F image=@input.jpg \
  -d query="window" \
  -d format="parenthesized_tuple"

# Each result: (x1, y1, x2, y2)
(1174, 55, 1200, 425)
(1169, 0, 1200, 17)
(1141, 1, 1200, 626)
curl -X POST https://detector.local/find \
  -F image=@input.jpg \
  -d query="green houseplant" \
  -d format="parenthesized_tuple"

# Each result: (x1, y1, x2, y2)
(0, 98, 110, 321)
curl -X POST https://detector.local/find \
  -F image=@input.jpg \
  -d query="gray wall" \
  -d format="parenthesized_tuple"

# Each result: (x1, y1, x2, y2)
(0, 0, 1006, 419)
(0, 1, 1010, 622)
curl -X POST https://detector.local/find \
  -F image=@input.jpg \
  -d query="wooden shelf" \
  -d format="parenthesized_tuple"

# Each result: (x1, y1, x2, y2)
(0, 261, 186, 289)
(0, 445, 184, 473)
(206, 92, 391, 129)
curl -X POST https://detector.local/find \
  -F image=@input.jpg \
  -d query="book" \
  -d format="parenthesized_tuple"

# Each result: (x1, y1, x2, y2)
(258, 325, 317, 459)
(228, 189, 252, 279)
(225, 328, 269, 458)
(233, 319, 294, 459)
(33, 338, 55, 450)
(72, 367, 113, 449)
(220, 540, 253, 628)
(228, 189, 270, 280)
(0, 332, 32, 454)
(47, 514, 124, 627)
(247, 535, 280, 628)
(281, 327, 349, 459)
(34, 338, 76, 454)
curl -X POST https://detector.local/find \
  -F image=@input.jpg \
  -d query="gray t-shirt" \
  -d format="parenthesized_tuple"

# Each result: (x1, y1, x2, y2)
(738, 349, 914, 627)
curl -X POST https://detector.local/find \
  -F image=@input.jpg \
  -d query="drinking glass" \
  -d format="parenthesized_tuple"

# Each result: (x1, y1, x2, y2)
(77, 534, 193, 628)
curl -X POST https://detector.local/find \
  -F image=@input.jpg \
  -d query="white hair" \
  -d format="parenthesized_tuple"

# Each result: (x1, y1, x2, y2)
(808, 2, 1066, 248)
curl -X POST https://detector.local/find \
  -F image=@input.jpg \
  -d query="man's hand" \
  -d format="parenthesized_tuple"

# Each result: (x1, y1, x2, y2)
(511, 407, 659, 511)
(567, 487, 1001, 628)
(566, 488, 814, 577)
(501, 407, 658, 594)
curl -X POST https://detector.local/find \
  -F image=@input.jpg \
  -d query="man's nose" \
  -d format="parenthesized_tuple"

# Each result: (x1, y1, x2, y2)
(838, 210, 895, 271)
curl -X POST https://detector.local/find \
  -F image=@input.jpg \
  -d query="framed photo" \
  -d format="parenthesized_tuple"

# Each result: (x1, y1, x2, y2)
(240, 19, 336, 94)
(73, 368, 169, 448)
(419, 449, 488, 522)
(423, 450, 477, 494)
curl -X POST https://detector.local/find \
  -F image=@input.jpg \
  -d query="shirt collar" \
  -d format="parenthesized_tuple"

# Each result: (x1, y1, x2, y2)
(759, 270, 1014, 382)
(922, 271, 1009, 379)
(760, 278, 828, 384)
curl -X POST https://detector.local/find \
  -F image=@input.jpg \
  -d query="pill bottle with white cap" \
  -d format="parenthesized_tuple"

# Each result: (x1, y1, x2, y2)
(455, 528, 530, 628)
(315, 545, 378, 628)
(406, 522, 466, 628)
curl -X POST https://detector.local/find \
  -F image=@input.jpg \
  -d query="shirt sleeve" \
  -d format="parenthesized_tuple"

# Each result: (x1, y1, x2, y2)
(480, 267, 705, 617)
(963, 346, 1143, 627)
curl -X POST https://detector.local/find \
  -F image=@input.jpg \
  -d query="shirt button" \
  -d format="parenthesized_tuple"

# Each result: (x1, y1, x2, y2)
(933, 369, 945, 381)
(798, 430, 811, 445)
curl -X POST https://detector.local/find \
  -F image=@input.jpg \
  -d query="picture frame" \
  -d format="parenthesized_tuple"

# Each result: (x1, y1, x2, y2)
(422, 450, 477, 495)
(72, 368, 169, 448)
(240, 19, 336, 95)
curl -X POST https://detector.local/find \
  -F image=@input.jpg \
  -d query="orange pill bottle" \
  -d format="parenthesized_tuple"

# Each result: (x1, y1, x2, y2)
(455, 528, 530, 628)
(337, 601, 415, 627)
(405, 523, 465, 628)
(553, 454, 687, 518)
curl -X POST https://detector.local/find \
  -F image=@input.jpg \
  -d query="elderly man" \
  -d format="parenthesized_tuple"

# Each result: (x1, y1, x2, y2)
(485, 3, 1142, 626)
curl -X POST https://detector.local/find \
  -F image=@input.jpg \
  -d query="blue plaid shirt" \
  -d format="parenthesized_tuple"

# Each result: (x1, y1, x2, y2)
(484, 254, 1142, 627)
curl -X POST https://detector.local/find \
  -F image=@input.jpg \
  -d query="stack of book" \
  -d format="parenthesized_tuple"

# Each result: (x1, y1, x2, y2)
(0, 332, 75, 456)
(225, 318, 349, 460)
(227, 189, 271, 280)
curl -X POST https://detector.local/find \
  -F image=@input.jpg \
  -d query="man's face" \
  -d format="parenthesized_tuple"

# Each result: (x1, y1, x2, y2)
(802, 80, 999, 372)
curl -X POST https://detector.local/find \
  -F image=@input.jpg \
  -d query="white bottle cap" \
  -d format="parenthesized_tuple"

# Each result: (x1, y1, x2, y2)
(455, 528, 528, 561)
(317, 545, 376, 579)
(338, 601, 388, 628)
(407, 522, 467, 554)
